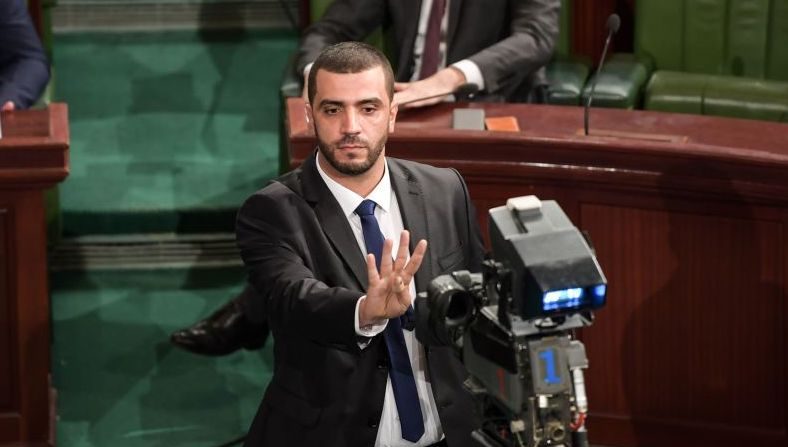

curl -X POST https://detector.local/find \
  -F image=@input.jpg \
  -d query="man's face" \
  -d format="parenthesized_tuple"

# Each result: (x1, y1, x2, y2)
(308, 66, 397, 177)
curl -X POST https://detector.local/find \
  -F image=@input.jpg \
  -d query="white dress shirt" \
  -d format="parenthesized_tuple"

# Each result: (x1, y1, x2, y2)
(315, 153, 444, 446)
(410, 0, 485, 90)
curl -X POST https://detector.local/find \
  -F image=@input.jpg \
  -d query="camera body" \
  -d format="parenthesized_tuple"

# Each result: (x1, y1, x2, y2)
(415, 196, 607, 447)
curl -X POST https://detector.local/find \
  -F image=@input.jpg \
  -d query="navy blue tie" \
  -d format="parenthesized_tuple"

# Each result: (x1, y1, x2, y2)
(355, 199, 425, 443)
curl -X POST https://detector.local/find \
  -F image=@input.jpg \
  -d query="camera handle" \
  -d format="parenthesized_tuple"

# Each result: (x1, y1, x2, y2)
(482, 260, 513, 329)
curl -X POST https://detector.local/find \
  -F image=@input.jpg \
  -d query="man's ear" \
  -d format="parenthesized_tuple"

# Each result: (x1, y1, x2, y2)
(388, 102, 398, 132)
(304, 101, 312, 126)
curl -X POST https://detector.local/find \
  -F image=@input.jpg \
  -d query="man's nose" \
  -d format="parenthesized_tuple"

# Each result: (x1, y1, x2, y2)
(340, 109, 361, 134)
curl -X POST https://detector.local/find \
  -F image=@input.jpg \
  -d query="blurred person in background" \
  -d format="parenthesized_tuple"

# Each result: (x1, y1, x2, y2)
(0, 0, 50, 111)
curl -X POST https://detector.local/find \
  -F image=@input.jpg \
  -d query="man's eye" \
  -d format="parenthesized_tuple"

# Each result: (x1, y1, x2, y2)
(324, 107, 339, 115)
(362, 106, 378, 114)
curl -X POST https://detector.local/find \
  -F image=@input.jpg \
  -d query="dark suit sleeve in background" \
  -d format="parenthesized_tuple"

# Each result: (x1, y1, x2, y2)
(466, 0, 560, 95)
(295, 0, 387, 76)
(0, 0, 50, 109)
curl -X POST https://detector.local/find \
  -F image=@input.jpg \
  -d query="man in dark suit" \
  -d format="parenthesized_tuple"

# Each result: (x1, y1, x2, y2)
(171, 0, 557, 356)
(297, 0, 560, 107)
(0, 0, 50, 111)
(236, 42, 485, 446)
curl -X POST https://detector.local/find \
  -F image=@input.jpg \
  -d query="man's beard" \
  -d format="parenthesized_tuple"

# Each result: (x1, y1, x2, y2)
(317, 133, 386, 176)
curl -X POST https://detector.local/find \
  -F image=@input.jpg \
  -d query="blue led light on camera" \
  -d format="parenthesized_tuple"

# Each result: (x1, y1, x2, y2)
(542, 287, 584, 311)
(593, 284, 606, 298)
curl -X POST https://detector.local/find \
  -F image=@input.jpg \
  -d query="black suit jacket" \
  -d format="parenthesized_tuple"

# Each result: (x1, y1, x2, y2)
(296, 0, 559, 102)
(236, 155, 485, 446)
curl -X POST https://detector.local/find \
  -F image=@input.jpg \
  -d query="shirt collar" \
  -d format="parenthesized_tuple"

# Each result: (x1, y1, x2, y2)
(315, 151, 392, 218)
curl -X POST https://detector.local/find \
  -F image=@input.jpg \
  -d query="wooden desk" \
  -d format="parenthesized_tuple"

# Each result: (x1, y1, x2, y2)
(0, 104, 69, 447)
(286, 98, 788, 447)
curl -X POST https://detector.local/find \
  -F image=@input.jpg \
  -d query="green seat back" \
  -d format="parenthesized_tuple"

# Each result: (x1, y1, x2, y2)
(769, 0, 788, 79)
(646, 70, 788, 121)
(555, 0, 573, 59)
(547, 0, 593, 106)
(636, 0, 788, 81)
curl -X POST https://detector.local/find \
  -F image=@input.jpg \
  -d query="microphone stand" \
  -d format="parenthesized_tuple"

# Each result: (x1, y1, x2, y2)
(584, 15, 619, 136)
(578, 14, 687, 143)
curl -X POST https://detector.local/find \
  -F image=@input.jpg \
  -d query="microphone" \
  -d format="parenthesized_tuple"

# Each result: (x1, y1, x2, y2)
(398, 82, 479, 106)
(584, 13, 620, 136)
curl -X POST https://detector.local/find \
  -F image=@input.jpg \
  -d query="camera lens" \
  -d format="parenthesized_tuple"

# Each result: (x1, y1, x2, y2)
(444, 290, 474, 327)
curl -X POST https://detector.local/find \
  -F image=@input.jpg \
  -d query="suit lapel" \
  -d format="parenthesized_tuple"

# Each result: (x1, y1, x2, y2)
(301, 154, 368, 290)
(389, 159, 433, 290)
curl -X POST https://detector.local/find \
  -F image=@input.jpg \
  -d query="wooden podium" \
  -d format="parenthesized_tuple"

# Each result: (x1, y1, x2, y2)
(0, 104, 69, 447)
(286, 98, 788, 447)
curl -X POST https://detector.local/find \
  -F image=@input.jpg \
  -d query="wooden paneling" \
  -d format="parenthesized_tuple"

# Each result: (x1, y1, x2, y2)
(0, 190, 51, 447)
(572, 0, 635, 61)
(580, 200, 785, 445)
(0, 208, 14, 412)
(286, 99, 788, 446)
(0, 105, 69, 447)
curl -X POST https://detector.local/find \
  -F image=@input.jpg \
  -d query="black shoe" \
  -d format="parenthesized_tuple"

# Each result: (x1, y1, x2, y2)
(170, 296, 268, 356)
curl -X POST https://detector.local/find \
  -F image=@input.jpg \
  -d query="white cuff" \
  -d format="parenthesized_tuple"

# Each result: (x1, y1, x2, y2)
(354, 295, 388, 338)
(451, 59, 485, 92)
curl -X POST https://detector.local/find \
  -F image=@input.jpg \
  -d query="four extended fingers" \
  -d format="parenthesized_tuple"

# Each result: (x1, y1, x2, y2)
(364, 231, 429, 318)
(366, 230, 428, 290)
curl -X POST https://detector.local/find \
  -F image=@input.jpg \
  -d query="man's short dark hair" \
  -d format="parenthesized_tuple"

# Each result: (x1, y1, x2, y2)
(307, 42, 395, 104)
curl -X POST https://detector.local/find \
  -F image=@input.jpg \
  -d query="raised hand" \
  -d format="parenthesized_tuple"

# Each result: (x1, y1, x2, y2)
(359, 230, 428, 326)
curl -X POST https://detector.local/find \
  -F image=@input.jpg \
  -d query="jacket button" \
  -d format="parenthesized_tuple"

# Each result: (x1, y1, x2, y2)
(368, 417, 379, 428)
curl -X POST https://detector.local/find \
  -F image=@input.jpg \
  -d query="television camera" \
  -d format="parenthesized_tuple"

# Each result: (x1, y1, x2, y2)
(415, 196, 608, 447)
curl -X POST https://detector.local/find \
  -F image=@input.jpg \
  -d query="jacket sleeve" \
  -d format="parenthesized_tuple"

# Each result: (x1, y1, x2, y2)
(0, 0, 50, 109)
(236, 187, 364, 348)
(467, 0, 559, 94)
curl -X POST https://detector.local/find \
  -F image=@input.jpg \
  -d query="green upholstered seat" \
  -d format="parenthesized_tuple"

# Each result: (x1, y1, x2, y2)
(644, 71, 706, 115)
(580, 54, 650, 109)
(547, 60, 589, 105)
(599, 0, 788, 122)
(704, 76, 788, 122)
(647, 71, 788, 122)
(546, 0, 589, 105)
